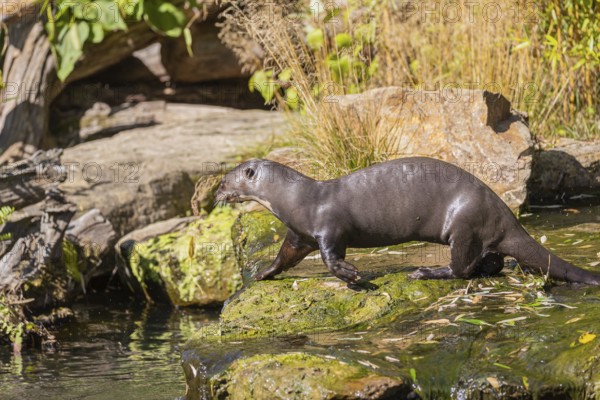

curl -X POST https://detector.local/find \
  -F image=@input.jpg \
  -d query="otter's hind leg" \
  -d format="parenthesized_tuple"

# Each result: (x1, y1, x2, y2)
(255, 231, 317, 281)
(410, 236, 483, 280)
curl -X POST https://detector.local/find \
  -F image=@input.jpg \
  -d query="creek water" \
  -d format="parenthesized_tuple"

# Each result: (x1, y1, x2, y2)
(1, 205, 599, 399)
(0, 294, 219, 400)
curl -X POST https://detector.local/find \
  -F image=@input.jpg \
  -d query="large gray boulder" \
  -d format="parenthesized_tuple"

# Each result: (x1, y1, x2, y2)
(60, 104, 285, 236)
(335, 88, 534, 211)
(528, 138, 600, 203)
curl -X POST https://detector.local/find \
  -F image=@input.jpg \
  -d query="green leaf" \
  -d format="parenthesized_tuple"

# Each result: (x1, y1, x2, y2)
(326, 54, 351, 81)
(144, 0, 186, 37)
(89, 23, 105, 44)
(334, 33, 353, 48)
(96, 0, 127, 31)
(248, 70, 279, 103)
(457, 317, 492, 326)
(183, 27, 193, 56)
(306, 28, 324, 50)
(120, 0, 142, 19)
(409, 368, 417, 382)
(493, 362, 512, 370)
(248, 69, 266, 93)
(76, 21, 90, 47)
(284, 86, 299, 110)
(278, 68, 292, 82)
(45, 9, 56, 42)
(55, 24, 84, 81)
(545, 34, 558, 47)
(367, 57, 379, 77)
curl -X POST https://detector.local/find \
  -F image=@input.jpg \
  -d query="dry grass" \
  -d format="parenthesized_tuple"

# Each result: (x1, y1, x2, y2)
(375, 0, 599, 140)
(219, 0, 599, 177)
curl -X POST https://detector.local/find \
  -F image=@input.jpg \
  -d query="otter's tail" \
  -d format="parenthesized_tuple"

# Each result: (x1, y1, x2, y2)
(499, 231, 600, 285)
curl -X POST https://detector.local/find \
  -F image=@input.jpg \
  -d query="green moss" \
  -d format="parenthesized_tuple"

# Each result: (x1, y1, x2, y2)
(129, 207, 243, 306)
(210, 352, 408, 400)
(231, 210, 287, 282)
(190, 272, 461, 340)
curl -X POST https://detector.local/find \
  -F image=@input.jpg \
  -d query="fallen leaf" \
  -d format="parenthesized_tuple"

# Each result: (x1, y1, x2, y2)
(358, 360, 378, 369)
(565, 317, 583, 324)
(273, 234, 280, 242)
(578, 332, 596, 344)
(522, 376, 529, 390)
(497, 316, 528, 325)
(563, 208, 580, 214)
(493, 362, 512, 370)
(410, 368, 417, 382)
(472, 295, 483, 304)
(422, 319, 452, 325)
(457, 317, 492, 326)
(487, 377, 500, 390)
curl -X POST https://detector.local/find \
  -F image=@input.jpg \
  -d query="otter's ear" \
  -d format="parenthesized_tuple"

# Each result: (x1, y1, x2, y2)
(243, 167, 256, 180)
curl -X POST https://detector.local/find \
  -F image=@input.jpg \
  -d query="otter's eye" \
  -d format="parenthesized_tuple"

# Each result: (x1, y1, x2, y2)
(243, 167, 256, 180)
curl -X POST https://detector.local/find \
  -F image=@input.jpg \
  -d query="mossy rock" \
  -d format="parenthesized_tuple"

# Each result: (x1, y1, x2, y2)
(209, 352, 413, 400)
(213, 272, 462, 339)
(231, 210, 287, 283)
(185, 275, 600, 399)
(127, 207, 243, 306)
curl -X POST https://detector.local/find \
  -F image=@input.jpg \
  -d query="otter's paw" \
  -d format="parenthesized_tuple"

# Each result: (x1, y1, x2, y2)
(334, 267, 362, 284)
(254, 269, 278, 281)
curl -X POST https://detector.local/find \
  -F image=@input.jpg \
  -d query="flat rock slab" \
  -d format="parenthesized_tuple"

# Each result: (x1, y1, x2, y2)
(184, 273, 600, 400)
(60, 104, 285, 236)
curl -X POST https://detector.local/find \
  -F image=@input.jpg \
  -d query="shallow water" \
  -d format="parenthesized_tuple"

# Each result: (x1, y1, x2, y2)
(1, 205, 599, 400)
(0, 294, 218, 400)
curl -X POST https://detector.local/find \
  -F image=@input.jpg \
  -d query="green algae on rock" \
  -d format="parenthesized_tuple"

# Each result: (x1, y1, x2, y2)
(231, 210, 287, 283)
(216, 272, 462, 339)
(209, 352, 413, 400)
(182, 263, 600, 398)
(126, 207, 243, 306)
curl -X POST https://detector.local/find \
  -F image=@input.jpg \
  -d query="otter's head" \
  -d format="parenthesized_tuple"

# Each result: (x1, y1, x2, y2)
(215, 159, 270, 205)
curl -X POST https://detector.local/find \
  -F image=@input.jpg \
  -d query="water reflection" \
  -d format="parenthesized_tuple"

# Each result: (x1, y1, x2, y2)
(0, 293, 218, 400)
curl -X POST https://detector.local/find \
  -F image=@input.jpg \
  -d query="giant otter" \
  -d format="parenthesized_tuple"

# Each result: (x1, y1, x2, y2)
(215, 158, 600, 285)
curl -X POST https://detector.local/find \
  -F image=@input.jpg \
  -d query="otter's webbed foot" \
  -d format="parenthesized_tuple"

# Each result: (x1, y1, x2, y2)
(254, 267, 280, 281)
(329, 260, 362, 284)
(409, 266, 456, 280)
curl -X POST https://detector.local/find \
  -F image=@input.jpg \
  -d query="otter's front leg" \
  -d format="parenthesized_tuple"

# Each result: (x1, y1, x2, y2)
(318, 238, 361, 284)
(255, 231, 317, 281)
